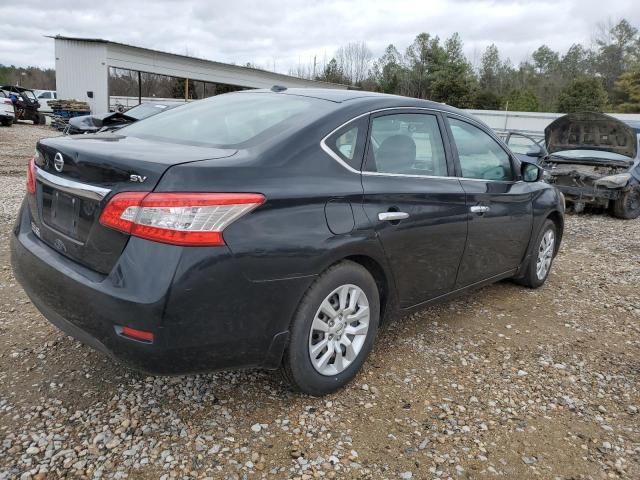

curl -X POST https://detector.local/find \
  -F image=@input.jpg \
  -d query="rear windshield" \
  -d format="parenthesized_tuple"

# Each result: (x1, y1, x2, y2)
(121, 92, 330, 148)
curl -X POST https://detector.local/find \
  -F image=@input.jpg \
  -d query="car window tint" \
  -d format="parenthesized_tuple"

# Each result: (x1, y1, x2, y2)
(122, 93, 331, 148)
(449, 118, 512, 181)
(368, 113, 447, 176)
(39, 92, 51, 99)
(334, 126, 359, 160)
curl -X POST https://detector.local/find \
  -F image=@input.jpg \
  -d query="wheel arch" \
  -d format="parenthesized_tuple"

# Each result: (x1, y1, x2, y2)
(342, 254, 394, 325)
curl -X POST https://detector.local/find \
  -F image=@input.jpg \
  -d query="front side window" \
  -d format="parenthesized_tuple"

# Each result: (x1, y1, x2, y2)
(449, 118, 513, 181)
(367, 113, 448, 176)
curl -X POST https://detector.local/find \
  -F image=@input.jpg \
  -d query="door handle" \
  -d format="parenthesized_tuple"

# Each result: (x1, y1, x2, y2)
(470, 205, 490, 214)
(378, 211, 410, 222)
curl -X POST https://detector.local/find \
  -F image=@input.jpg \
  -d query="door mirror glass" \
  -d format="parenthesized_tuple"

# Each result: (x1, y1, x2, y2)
(521, 162, 542, 182)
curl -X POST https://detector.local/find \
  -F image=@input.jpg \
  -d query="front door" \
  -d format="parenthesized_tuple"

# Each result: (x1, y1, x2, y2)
(445, 116, 534, 287)
(361, 111, 468, 307)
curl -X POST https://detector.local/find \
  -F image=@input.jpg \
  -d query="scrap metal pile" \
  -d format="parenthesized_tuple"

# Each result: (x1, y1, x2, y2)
(49, 100, 90, 131)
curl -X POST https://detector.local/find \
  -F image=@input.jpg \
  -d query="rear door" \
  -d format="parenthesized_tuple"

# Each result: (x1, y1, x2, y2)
(361, 110, 468, 307)
(444, 116, 533, 287)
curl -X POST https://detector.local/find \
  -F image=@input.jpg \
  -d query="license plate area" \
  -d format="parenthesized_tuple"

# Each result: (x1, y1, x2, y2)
(41, 185, 96, 242)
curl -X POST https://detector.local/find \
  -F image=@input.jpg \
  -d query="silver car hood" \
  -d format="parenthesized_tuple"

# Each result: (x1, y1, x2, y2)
(545, 112, 637, 159)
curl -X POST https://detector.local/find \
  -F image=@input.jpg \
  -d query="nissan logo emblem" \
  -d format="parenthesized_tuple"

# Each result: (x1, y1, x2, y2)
(54, 152, 64, 172)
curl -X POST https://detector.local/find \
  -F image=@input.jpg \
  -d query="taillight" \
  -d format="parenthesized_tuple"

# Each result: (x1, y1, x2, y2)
(99, 192, 265, 246)
(120, 326, 154, 343)
(26, 158, 36, 194)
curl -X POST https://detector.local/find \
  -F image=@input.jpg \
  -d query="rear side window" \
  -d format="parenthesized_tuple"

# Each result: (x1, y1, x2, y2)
(325, 116, 368, 170)
(122, 93, 331, 148)
(366, 113, 448, 176)
(448, 118, 513, 181)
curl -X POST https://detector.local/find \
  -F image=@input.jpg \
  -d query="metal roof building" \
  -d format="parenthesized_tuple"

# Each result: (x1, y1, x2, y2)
(52, 35, 347, 113)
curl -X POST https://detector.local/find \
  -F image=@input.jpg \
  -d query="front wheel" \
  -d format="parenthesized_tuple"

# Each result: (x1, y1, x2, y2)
(282, 261, 380, 396)
(612, 186, 640, 220)
(515, 219, 557, 289)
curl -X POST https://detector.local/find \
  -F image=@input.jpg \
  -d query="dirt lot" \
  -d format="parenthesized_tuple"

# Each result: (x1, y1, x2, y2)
(0, 123, 639, 479)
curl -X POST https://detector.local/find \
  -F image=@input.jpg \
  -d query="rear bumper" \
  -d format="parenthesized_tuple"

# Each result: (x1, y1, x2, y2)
(11, 201, 312, 374)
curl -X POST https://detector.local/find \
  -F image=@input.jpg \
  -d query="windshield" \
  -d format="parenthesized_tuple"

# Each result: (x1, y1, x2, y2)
(551, 149, 634, 161)
(122, 92, 331, 148)
(124, 103, 171, 120)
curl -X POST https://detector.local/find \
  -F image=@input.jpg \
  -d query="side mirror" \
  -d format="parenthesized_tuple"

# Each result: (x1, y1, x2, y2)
(526, 144, 544, 157)
(521, 162, 542, 182)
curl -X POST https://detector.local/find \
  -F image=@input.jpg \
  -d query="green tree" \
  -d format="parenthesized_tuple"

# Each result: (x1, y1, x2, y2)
(594, 19, 639, 101)
(371, 44, 404, 93)
(431, 33, 477, 107)
(404, 33, 446, 99)
(317, 58, 349, 84)
(556, 78, 608, 113)
(614, 66, 640, 112)
(505, 88, 538, 111)
(471, 90, 502, 109)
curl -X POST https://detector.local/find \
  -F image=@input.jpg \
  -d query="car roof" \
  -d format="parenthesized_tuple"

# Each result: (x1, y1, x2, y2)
(242, 87, 464, 115)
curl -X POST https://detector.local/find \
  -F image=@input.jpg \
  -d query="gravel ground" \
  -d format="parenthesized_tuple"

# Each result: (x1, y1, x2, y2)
(0, 125, 639, 479)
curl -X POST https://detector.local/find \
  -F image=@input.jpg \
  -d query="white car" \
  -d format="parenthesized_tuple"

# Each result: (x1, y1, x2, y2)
(0, 90, 16, 126)
(34, 90, 57, 113)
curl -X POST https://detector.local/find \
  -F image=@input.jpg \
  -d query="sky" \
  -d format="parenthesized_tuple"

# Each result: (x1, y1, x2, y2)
(2, 0, 639, 74)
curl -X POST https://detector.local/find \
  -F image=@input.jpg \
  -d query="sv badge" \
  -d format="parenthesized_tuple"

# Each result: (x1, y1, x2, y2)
(130, 174, 147, 183)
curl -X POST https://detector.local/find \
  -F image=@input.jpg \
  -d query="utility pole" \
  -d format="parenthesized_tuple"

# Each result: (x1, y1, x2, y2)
(313, 56, 317, 79)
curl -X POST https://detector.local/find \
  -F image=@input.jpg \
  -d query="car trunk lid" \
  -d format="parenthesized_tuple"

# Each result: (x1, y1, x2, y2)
(30, 134, 236, 274)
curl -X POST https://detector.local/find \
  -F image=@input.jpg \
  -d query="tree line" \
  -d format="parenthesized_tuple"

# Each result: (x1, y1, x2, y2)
(4, 19, 640, 113)
(291, 19, 640, 113)
(0, 65, 55, 90)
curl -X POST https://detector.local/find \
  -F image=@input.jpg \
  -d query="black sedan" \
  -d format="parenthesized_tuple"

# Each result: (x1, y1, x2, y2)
(11, 88, 564, 396)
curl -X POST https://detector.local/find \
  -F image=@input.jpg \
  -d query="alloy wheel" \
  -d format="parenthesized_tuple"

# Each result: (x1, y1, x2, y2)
(308, 284, 370, 376)
(536, 229, 555, 280)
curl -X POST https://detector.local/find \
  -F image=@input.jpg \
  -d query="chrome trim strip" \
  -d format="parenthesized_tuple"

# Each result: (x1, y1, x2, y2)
(35, 167, 111, 201)
(319, 106, 497, 182)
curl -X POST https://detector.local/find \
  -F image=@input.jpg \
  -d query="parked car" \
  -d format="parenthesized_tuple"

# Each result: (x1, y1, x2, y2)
(540, 112, 640, 219)
(34, 90, 57, 113)
(0, 90, 16, 126)
(65, 102, 178, 134)
(11, 88, 564, 395)
(0, 85, 45, 125)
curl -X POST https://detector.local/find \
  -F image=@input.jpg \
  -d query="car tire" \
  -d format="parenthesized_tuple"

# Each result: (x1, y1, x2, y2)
(514, 219, 557, 289)
(612, 186, 640, 220)
(1, 119, 11, 127)
(38, 114, 46, 125)
(281, 261, 380, 396)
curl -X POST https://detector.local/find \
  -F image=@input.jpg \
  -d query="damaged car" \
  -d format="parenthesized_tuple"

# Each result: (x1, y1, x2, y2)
(541, 112, 640, 219)
(65, 102, 178, 134)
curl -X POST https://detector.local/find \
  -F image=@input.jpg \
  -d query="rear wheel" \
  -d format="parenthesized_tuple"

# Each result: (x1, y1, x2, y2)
(515, 219, 557, 289)
(0, 118, 11, 127)
(282, 261, 380, 396)
(612, 186, 640, 219)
